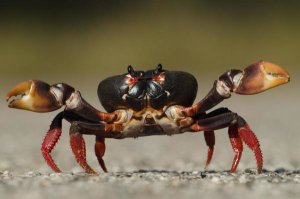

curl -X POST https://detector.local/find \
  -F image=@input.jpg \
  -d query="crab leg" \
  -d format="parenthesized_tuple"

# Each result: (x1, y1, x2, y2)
(237, 118, 263, 173)
(69, 126, 97, 174)
(70, 121, 123, 137)
(41, 111, 96, 173)
(41, 112, 64, 172)
(228, 125, 243, 172)
(95, 136, 108, 172)
(190, 108, 263, 173)
(69, 121, 123, 173)
(191, 112, 238, 131)
(204, 131, 215, 169)
(180, 61, 290, 117)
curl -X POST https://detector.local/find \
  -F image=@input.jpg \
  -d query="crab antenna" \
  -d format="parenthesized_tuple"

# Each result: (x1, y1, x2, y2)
(127, 65, 135, 75)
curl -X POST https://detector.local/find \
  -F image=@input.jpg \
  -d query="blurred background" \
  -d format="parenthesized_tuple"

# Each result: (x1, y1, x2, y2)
(0, 0, 299, 174)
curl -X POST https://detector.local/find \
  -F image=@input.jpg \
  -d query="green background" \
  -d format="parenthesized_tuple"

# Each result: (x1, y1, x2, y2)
(0, 0, 299, 79)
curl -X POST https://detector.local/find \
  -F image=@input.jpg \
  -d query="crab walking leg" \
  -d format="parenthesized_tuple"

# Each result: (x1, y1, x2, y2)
(41, 111, 94, 173)
(95, 136, 108, 172)
(191, 112, 238, 131)
(203, 131, 215, 169)
(69, 121, 123, 173)
(237, 118, 263, 173)
(228, 125, 243, 172)
(69, 126, 97, 174)
(41, 112, 64, 172)
(190, 109, 263, 173)
(180, 61, 290, 117)
(200, 108, 229, 169)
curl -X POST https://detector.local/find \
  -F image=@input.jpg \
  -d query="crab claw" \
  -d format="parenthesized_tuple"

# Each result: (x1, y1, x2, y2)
(6, 80, 69, 112)
(234, 61, 290, 95)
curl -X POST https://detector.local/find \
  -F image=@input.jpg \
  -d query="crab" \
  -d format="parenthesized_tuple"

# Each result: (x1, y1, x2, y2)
(6, 61, 290, 174)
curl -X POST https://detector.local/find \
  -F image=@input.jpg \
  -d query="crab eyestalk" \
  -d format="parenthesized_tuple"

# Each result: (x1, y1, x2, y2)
(6, 80, 74, 113)
(232, 61, 290, 95)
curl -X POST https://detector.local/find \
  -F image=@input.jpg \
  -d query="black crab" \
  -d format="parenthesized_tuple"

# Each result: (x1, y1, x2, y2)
(6, 61, 290, 174)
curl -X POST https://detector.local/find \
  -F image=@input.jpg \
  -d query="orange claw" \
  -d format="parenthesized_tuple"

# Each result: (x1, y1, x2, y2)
(234, 61, 290, 95)
(6, 80, 64, 112)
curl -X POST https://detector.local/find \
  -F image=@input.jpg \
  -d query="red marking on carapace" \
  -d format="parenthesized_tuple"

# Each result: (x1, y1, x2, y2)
(152, 73, 166, 84)
(125, 76, 138, 87)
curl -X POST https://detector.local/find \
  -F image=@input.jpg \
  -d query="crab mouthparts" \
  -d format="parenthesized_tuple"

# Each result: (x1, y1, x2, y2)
(144, 114, 156, 125)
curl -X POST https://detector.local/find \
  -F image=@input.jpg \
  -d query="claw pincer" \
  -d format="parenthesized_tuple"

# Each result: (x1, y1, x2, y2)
(233, 61, 290, 95)
(6, 80, 74, 112)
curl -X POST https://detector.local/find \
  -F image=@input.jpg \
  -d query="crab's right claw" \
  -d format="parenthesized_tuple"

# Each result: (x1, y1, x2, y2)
(6, 80, 67, 113)
(234, 61, 290, 95)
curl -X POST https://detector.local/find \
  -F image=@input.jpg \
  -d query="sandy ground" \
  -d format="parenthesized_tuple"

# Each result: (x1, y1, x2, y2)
(1, 79, 299, 199)
(1, 169, 300, 199)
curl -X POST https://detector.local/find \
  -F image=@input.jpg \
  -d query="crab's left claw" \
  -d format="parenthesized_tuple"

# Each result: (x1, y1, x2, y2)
(232, 61, 290, 95)
(180, 61, 290, 117)
(6, 80, 74, 113)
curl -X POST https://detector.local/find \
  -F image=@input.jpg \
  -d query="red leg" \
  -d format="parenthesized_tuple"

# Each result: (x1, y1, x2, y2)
(95, 136, 108, 172)
(69, 125, 96, 174)
(191, 109, 263, 173)
(228, 125, 243, 173)
(237, 120, 263, 174)
(204, 131, 215, 169)
(69, 121, 121, 174)
(41, 113, 63, 173)
(41, 128, 62, 172)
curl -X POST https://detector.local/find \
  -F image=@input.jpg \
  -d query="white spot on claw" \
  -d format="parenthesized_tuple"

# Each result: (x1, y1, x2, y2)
(232, 73, 243, 91)
(50, 87, 64, 106)
(65, 91, 81, 110)
(216, 80, 231, 97)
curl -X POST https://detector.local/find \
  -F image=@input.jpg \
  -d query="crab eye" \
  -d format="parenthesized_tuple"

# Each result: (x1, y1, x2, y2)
(157, 64, 163, 71)
(127, 65, 135, 76)
(154, 64, 163, 75)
